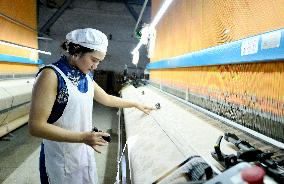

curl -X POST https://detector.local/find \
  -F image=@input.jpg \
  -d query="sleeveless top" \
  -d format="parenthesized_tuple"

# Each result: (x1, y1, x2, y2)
(38, 55, 94, 123)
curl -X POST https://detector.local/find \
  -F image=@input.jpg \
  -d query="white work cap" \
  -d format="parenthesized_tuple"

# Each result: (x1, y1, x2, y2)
(66, 28, 108, 53)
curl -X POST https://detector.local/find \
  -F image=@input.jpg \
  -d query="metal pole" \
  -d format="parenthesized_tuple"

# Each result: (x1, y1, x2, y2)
(133, 0, 149, 35)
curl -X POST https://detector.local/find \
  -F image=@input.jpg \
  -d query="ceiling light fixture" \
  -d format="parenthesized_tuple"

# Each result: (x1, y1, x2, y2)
(131, 0, 173, 65)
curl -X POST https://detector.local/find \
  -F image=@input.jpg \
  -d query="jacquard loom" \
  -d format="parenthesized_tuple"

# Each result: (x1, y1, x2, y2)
(114, 1, 284, 183)
(113, 0, 284, 184)
(117, 84, 284, 184)
(1, 0, 284, 183)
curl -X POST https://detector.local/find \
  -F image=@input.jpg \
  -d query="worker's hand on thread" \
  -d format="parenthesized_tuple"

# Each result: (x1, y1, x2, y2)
(82, 131, 110, 153)
(135, 103, 156, 115)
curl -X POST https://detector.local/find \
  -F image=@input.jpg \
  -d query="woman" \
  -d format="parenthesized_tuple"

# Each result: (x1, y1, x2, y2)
(28, 28, 154, 184)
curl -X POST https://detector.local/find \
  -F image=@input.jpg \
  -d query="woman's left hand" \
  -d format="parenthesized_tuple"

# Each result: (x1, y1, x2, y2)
(135, 104, 156, 115)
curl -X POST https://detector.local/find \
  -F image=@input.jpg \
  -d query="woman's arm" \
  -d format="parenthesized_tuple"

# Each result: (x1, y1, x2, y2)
(93, 82, 155, 114)
(28, 69, 109, 152)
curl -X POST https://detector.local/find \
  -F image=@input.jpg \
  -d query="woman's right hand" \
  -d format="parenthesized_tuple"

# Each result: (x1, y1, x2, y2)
(82, 131, 110, 153)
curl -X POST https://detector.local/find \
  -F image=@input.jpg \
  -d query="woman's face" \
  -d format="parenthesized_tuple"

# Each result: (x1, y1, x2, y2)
(75, 51, 106, 74)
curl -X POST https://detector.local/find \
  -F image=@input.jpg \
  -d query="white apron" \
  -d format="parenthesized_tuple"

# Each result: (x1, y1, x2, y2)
(43, 65, 98, 184)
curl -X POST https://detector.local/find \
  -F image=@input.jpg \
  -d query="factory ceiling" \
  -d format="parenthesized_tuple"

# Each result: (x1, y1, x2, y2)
(38, 0, 151, 35)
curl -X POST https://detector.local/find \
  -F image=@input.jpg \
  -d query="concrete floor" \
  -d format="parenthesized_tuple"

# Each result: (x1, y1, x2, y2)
(0, 102, 118, 184)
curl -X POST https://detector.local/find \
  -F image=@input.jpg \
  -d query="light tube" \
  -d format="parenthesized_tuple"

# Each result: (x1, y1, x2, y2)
(131, 0, 173, 61)
(149, 0, 173, 29)
(0, 40, 51, 55)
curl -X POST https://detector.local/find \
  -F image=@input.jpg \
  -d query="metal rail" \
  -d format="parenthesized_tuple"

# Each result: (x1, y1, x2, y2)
(115, 108, 129, 184)
(149, 85, 284, 150)
(133, 0, 149, 35)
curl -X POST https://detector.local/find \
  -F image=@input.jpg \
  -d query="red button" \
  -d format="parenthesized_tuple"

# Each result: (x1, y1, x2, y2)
(241, 165, 265, 184)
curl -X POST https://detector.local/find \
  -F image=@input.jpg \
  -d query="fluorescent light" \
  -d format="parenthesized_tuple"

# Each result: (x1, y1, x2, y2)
(132, 50, 139, 65)
(131, 41, 143, 55)
(0, 40, 51, 55)
(38, 36, 53, 41)
(149, 0, 173, 29)
(131, 0, 173, 62)
(148, 28, 156, 58)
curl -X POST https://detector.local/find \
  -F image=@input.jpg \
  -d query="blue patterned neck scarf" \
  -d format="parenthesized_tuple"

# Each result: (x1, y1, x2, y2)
(54, 55, 89, 92)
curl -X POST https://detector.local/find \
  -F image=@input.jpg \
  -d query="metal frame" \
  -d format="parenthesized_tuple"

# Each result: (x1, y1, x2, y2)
(39, 0, 74, 35)
(116, 108, 130, 184)
(149, 84, 284, 149)
(123, 0, 139, 21)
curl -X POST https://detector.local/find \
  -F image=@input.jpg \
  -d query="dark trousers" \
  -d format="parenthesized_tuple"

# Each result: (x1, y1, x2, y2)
(39, 143, 49, 184)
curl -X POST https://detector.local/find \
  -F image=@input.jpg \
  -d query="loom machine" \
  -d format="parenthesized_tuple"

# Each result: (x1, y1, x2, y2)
(115, 26, 284, 184)
(116, 84, 284, 184)
(115, 1, 284, 182)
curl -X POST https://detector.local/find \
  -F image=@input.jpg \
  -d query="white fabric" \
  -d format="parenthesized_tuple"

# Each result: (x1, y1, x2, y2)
(43, 65, 97, 184)
(66, 28, 108, 53)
